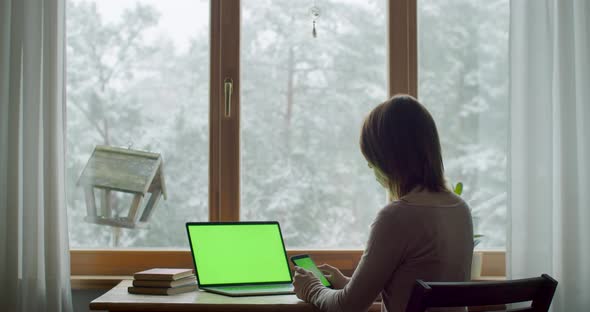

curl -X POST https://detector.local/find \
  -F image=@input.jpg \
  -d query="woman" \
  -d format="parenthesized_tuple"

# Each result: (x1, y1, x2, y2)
(293, 95, 474, 312)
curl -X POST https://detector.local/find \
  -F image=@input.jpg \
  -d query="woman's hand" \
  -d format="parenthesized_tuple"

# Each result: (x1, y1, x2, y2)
(293, 267, 322, 301)
(318, 264, 350, 289)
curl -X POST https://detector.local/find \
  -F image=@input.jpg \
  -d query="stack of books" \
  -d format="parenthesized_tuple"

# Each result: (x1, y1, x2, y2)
(128, 268, 198, 295)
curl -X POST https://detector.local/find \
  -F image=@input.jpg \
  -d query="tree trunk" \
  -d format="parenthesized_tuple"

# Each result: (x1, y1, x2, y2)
(283, 45, 296, 154)
(286, 45, 295, 127)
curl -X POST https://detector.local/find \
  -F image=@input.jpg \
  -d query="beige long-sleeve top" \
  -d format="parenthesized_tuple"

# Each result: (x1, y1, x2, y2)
(305, 191, 474, 312)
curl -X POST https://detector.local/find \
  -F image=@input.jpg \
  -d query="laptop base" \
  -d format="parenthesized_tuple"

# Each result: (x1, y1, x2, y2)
(201, 284, 295, 297)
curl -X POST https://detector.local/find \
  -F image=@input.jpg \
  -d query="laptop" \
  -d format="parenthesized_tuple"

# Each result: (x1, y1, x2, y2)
(185, 221, 295, 296)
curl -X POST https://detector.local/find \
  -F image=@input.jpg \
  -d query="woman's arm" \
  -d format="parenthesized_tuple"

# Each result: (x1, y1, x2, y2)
(302, 207, 409, 312)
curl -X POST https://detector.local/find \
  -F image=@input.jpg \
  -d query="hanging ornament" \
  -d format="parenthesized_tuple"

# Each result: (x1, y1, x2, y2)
(309, 5, 321, 38)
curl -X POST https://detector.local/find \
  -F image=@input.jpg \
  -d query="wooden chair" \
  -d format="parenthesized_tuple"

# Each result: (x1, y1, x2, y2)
(405, 274, 558, 312)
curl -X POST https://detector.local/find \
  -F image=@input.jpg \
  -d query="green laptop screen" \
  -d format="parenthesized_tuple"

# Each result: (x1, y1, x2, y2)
(187, 223, 292, 285)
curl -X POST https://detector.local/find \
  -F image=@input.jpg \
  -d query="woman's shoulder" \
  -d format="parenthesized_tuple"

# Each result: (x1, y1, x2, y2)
(374, 201, 418, 224)
(398, 189, 466, 207)
(377, 193, 469, 221)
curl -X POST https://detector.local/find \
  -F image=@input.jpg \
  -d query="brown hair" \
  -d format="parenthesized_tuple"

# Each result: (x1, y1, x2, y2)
(360, 94, 447, 198)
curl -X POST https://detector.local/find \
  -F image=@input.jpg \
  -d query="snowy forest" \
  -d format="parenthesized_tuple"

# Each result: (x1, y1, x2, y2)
(66, 0, 508, 249)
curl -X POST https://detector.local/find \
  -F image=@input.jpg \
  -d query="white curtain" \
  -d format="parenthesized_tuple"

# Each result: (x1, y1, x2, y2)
(508, 0, 590, 311)
(0, 0, 73, 311)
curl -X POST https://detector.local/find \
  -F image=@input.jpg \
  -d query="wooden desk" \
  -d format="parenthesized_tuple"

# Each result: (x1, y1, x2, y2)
(90, 280, 502, 312)
(90, 280, 320, 312)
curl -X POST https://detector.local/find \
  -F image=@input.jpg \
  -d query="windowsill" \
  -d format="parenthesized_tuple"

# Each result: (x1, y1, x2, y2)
(71, 275, 133, 290)
(70, 249, 506, 290)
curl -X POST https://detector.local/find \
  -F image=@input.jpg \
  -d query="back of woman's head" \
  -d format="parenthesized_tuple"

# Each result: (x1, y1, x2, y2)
(360, 94, 447, 198)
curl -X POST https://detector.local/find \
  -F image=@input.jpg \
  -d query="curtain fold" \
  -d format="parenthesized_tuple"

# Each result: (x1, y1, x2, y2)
(508, 0, 590, 311)
(0, 0, 73, 311)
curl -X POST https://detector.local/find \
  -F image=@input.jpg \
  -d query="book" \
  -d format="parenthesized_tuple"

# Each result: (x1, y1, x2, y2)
(132, 275, 197, 288)
(133, 268, 194, 281)
(128, 283, 198, 295)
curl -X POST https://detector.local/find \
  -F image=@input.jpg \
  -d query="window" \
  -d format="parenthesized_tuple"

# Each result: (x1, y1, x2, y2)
(240, 0, 387, 248)
(66, 0, 392, 250)
(67, 0, 507, 276)
(418, 0, 509, 248)
(66, 0, 209, 247)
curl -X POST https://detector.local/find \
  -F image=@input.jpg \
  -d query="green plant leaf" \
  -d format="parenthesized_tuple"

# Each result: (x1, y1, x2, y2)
(474, 239, 481, 248)
(453, 182, 463, 196)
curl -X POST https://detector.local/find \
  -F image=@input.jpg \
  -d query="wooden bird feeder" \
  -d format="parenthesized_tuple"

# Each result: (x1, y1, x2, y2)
(77, 145, 167, 229)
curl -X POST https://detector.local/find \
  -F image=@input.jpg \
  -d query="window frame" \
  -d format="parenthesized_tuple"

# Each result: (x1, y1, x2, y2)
(69, 0, 506, 286)
(211, 0, 417, 220)
(70, 249, 505, 289)
(210, 0, 240, 221)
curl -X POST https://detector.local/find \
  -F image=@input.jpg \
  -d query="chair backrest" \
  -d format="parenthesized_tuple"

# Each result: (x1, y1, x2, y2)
(405, 274, 557, 312)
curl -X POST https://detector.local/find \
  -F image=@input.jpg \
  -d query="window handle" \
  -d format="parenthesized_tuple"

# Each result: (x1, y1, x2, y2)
(224, 77, 233, 118)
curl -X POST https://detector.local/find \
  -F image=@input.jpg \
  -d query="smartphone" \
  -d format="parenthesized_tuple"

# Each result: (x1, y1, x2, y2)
(290, 254, 332, 288)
